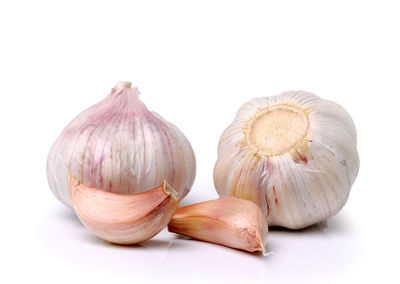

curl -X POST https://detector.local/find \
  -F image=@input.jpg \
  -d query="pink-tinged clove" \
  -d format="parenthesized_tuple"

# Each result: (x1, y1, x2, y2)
(168, 197, 268, 254)
(69, 174, 179, 244)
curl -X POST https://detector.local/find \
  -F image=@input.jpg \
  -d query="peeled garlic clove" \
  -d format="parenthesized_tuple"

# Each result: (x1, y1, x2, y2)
(168, 197, 268, 253)
(47, 81, 196, 208)
(214, 91, 359, 229)
(69, 174, 179, 244)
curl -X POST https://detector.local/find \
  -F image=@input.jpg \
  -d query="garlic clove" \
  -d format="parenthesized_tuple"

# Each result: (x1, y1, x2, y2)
(47, 81, 196, 208)
(69, 173, 180, 245)
(214, 91, 360, 229)
(168, 197, 268, 254)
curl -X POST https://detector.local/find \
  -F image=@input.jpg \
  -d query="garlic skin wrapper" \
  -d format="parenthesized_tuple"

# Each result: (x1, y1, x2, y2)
(69, 174, 179, 244)
(214, 91, 359, 229)
(168, 197, 268, 254)
(47, 81, 196, 208)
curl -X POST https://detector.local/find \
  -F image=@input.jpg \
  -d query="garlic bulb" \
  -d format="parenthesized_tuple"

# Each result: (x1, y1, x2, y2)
(69, 174, 179, 244)
(214, 91, 359, 229)
(47, 81, 196, 208)
(168, 197, 268, 254)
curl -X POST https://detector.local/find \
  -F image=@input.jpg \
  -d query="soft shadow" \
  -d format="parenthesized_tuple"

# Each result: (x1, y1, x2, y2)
(171, 235, 192, 240)
(268, 213, 352, 235)
(81, 233, 186, 249)
(56, 207, 83, 227)
(269, 221, 328, 233)
(169, 234, 269, 258)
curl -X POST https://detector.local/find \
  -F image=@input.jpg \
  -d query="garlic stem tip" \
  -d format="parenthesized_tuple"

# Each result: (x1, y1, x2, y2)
(163, 180, 179, 200)
(262, 249, 274, 257)
(114, 81, 132, 89)
(261, 243, 267, 256)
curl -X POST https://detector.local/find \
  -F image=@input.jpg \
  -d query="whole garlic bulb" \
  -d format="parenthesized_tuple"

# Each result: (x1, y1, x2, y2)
(214, 91, 359, 229)
(47, 81, 196, 208)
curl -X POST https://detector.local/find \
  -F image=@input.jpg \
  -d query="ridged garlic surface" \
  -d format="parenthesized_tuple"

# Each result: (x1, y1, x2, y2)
(168, 197, 268, 254)
(47, 81, 196, 208)
(70, 174, 180, 244)
(214, 91, 359, 229)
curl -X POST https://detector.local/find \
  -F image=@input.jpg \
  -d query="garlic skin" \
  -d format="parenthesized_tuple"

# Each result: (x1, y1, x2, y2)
(168, 197, 268, 253)
(214, 91, 359, 229)
(47, 81, 196, 208)
(69, 174, 179, 244)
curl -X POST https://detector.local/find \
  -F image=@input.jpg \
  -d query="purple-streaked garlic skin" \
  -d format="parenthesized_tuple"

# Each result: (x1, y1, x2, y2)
(47, 82, 196, 208)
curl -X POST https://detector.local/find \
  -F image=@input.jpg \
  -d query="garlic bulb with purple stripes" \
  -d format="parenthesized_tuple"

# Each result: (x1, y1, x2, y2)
(213, 91, 359, 229)
(47, 81, 196, 208)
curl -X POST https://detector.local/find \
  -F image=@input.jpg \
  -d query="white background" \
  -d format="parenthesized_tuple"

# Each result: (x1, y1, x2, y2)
(1, 1, 399, 283)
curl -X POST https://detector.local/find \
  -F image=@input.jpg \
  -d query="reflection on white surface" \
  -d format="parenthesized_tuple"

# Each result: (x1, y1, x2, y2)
(39, 202, 361, 284)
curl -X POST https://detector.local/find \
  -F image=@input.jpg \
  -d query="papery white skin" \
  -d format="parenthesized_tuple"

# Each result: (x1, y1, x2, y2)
(47, 82, 196, 208)
(214, 91, 359, 229)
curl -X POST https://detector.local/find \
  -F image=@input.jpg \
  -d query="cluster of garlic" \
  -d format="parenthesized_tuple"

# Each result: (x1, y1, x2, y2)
(47, 83, 359, 253)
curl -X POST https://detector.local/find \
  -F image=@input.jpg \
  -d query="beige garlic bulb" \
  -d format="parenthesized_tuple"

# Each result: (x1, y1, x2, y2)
(47, 81, 196, 208)
(214, 91, 359, 229)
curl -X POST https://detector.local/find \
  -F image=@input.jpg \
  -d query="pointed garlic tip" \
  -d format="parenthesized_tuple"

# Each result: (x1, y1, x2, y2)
(168, 197, 268, 254)
(114, 81, 132, 89)
(162, 180, 180, 201)
(214, 91, 359, 229)
(69, 173, 180, 244)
